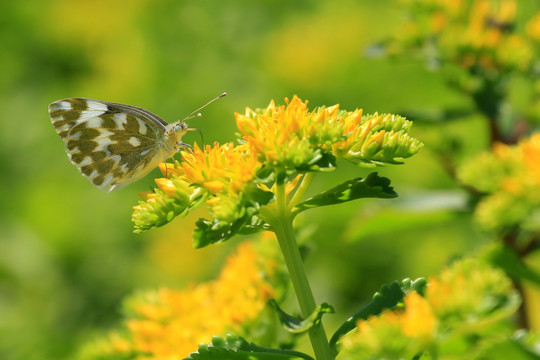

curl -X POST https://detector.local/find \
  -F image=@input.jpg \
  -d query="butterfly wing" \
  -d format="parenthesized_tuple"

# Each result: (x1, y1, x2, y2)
(49, 98, 172, 191)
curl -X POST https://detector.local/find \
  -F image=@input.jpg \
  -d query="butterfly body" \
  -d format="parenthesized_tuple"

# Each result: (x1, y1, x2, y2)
(49, 98, 188, 191)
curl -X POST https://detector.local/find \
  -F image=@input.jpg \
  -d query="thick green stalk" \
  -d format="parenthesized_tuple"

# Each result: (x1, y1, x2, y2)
(262, 180, 333, 360)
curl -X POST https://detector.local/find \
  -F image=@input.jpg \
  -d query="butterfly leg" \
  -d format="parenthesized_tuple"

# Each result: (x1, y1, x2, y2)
(164, 159, 169, 178)
(176, 141, 193, 151)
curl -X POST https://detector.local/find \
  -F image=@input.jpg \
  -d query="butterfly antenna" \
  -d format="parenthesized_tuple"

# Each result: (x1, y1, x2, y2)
(183, 92, 227, 121)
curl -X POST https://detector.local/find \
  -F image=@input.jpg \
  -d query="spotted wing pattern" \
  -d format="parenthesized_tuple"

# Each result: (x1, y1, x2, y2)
(49, 98, 170, 191)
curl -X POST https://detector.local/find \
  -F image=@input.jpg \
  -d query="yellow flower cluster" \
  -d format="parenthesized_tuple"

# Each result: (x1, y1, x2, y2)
(161, 142, 261, 222)
(426, 259, 518, 329)
(458, 133, 540, 232)
(527, 12, 540, 41)
(339, 259, 519, 359)
(236, 95, 421, 171)
(79, 240, 281, 360)
(133, 142, 262, 232)
(133, 96, 421, 234)
(236, 96, 346, 170)
(396, 0, 537, 73)
(177, 142, 260, 196)
(340, 292, 436, 359)
(520, 133, 540, 187)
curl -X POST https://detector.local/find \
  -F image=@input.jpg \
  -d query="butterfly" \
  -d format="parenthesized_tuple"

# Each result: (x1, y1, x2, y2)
(49, 94, 226, 192)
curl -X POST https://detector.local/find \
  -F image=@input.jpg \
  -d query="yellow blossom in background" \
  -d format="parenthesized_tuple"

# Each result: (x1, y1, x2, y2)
(79, 239, 283, 360)
(522, 133, 540, 185)
(340, 292, 435, 359)
(400, 292, 436, 339)
(496, 135, 540, 192)
(426, 258, 519, 331)
(340, 311, 414, 359)
(527, 12, 540, 41)
(394, 0, 536, 75)
(339, 259, 519, 360)
(457, 133, 540, 233)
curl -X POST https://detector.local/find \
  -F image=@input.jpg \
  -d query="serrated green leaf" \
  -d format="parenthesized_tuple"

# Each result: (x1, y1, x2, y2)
(329, 278, 426, 356)
(484, 244, 540, 286)
(400, 277, 428, 295)
(268, 300, 335, 334)
(193, 216, 249, 248)
(185, 334, 313, 360)
(292, 172, 397, 216)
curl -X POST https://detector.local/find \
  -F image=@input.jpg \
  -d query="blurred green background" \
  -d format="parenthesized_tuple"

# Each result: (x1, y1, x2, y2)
(1, 1, 539, 359)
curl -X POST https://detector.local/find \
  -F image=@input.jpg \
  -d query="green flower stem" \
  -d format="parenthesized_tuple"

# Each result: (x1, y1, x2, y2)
(272, 217, 332, 360)
(288, 172, 316, 212)
(262, 179, 332, 360)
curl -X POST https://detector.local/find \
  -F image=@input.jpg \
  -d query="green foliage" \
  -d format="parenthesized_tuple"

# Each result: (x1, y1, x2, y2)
(193, 211, 263, 248)
(186, 335, 314, 360)
(337, 258, 524, 360)
(193, 187, 274, 248)
(455, 136, 540, 238)
(292, 173, 397, 216)
(484, 244, 540, 287)
(329, 278, 427, 355)
(477, 337, 540, 360)
(295, 153, 338, 174)
(269, 300, 335, 334)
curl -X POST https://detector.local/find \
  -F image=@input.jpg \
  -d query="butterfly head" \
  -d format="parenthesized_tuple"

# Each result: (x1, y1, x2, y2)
(166, 120, 191, 151)
(167, 92, 226, 152)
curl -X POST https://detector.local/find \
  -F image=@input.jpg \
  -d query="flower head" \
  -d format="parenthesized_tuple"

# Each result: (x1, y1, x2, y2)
(388, 0, 535, 83)
(339, 258, 519, 360)
(458, 133, 540, 233)
(133, 142, 263, 234)
(426, 258, 519, 332)
(236, 96, 422, 173)
(340, 292, 435, 359)
(79, 238, 286, 360)
(133, 96, 422, 243)
(236, 96, 343, 172)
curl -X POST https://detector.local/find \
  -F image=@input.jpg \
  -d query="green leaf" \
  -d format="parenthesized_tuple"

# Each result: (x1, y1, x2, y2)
(245, 186, 275, 205)
(255, 164, 276, 183)
(329, 278, 426, 356)
(268, 300, 335, 334)
(185, 334, 314, 360)
(193, 215, 251, 248)
(484, 243, 540, 286)
(292, 172, 397, 215)
(477, 335, 540, 360)
(400, 277, 428, 296)
(193, 189, 273, 248)
(297, 152, 337, 173)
